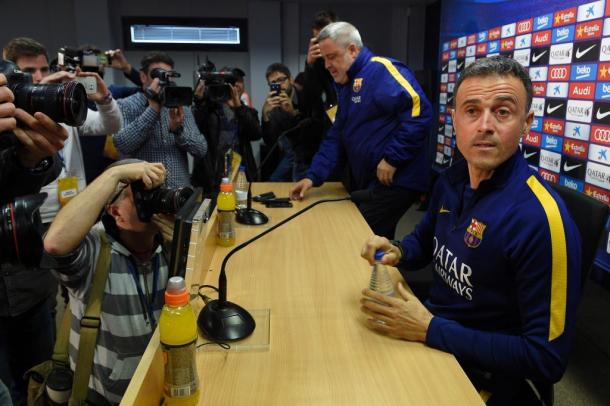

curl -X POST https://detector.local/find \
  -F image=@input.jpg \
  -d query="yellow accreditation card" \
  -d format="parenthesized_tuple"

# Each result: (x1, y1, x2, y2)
(103, 134, 120, 160)
(57, 176, 79, 207)
(325, 105, 338, 124)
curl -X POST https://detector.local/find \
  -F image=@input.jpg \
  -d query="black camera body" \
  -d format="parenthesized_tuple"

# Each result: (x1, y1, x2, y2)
(131, 180, 194, 223)
(0, 59, 88, 126)
(196, 65, 237, 104)
(147, 68, 193, 107)
(57, 47, 111, 74)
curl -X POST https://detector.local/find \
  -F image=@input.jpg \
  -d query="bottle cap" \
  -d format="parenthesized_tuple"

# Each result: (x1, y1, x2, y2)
(220, 182, 233, 192)
(239, 164, 246, 171)
(374, 250, 385, 261)
(165, 276, 189, 305)
(221, 177, 230, 184)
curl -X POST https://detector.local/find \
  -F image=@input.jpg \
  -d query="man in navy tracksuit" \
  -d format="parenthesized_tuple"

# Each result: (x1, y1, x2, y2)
(289, 22, 432, 239)
(360, 56, 581, 405)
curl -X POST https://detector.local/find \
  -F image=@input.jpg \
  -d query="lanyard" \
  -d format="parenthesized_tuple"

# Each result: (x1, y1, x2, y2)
(127, 254, 160, 330)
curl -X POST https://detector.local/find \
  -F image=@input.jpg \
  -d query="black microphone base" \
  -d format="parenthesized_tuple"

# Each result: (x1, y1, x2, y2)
(198, 299, 256, 342)
(236, 208, 269, 225)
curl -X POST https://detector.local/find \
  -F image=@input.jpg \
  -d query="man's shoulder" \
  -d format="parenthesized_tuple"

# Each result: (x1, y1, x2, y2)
(117, 91, 145, 109)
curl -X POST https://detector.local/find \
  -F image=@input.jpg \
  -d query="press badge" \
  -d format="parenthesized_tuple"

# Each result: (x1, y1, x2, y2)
(57, 176, 78, 207)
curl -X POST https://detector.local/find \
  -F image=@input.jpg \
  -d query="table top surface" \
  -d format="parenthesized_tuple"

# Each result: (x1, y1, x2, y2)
(189, 183, 483, 405)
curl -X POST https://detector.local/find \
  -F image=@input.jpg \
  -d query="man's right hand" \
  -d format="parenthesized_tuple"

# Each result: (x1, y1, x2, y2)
(13, 109, 68, 168)
(360, 235, 402, 266)
(107, 49, 132, 74)
(262, 91, 281, 121)
(110, 161, 166, 189)
(146, 78, 162, 112)
(289, 178, 313, 200)
(0, 74, 16, 133)
(306, 38, 322, 66)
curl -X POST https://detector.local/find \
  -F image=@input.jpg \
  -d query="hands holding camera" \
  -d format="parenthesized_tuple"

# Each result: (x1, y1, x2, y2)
(262, 90, 295, 121)
(307, 37, 322, 66)
(226, 83, 241, 109)
(146, 78, 162, 112)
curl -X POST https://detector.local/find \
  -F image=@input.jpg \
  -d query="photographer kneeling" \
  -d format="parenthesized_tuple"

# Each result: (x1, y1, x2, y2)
(42, 160, 174, 404)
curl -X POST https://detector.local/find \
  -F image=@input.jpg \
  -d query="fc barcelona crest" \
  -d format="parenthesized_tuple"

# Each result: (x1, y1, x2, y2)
(353, 78, 363, 92)
(464, 218, 486, 248)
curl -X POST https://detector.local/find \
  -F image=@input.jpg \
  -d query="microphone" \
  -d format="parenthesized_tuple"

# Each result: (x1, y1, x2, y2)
(258, 118, 313, 182)
(198, 191, 353, 342)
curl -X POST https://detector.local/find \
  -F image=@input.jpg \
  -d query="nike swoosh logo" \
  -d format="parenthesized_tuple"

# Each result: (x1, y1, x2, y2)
(442, 64, 448, 71)
(532, 50, 547, 62)
(576, 44, 596, 59)
(596, 109, 610, 120)
(546, 104, 564, 114)
(438, 126, 444, 132)
(563, 162, 582, 172)
(439, 206, 451, 214)
(524, 151, 538, 159)
(457, 61, 464, 70)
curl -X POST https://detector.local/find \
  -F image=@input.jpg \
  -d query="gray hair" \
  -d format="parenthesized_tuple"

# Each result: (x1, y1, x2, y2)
(317, 21, 363, 50)
(454, 56, 533, 113)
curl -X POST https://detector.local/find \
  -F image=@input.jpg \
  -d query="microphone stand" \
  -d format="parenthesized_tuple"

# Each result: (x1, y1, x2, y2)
(235, 182, 269, 225)
(198, 195, 350, 342)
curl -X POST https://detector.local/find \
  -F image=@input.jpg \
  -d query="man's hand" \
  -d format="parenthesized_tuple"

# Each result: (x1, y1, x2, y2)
(76, 70, 111, 104)
(40, 71, 75, 84)
(278, 92, 296, 116)
(13, 109, 67, 168)
(109, 161, 166, 189)
(262, 91, 281, 121)
(152, 214, 175, 243)
(361, 235, 401, 266)
(377, 158, 397, 186)
(146, 78, 162, 112)
(0, 74, 16, 133)
(169, 106, 184, 132)
(306, 38, 322, 66)
(194, 81, 206, 101)
(226, 84, 241, 108)
(360, 282, 433, 342)
(107, 49, 132, 74)
(289, 178, 313, 200)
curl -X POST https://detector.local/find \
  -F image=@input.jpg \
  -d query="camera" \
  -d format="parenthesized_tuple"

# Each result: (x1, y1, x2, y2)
(146, 68, 193, 107)
(0, 59, 88, 126)
(195, 60, 237, 104)
(131, 181, 194, 222)
(0, 193, 47, 266)
(57, 47, 111, 74)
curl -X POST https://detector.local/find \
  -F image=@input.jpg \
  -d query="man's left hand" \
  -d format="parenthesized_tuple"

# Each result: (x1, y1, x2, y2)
(169, 106, 184, 133)
(13, 109, 68, 168)
(377, 158, 396, 186)
(226, 84, 241, 108)
(361, 282, 433, 342)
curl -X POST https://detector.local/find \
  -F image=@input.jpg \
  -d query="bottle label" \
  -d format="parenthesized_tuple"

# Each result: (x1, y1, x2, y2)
(162, 339, 199, 398)
(217, 210, 235, 240)
(235, 190, 248, 202)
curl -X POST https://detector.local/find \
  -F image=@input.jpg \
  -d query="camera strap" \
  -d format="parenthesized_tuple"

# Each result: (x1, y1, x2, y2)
(126, 254, 160, 330)
(70, 232, 112, 405)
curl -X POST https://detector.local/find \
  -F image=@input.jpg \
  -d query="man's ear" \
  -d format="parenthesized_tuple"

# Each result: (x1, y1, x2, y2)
(139, 70, 147, 87)
(348, 43, 359, 58)
(108, 204, 122, 226)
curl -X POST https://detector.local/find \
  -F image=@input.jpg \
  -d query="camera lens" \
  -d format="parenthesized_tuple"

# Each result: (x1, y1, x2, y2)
(152, 187, 194, 215)
(0, 193, 47, 266)
(11, 81, 88, 126)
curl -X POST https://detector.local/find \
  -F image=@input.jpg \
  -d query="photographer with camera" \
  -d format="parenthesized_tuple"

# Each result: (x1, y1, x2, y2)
(191, 64, 261, 193)
(115, 52, 205, 189)
(261, 63, 308, 181)
(42, 159, 174, 404)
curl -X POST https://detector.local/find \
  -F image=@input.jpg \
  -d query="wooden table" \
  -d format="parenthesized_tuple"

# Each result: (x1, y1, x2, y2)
(122, 183, 483, 405)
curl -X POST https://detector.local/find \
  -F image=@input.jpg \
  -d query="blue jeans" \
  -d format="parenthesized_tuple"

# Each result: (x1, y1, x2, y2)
(269, 136, 310, 182)
(0, 299, 54, 406)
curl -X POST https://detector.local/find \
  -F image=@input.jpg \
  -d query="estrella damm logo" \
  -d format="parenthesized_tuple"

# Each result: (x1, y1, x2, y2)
(353, 78, 363, 93)
(464, 218, 486, 248)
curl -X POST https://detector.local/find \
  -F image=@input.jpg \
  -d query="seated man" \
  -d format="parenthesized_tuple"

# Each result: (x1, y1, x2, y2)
(360, 56, 581, 405)
(115, 52, 206, 188)
(43, 160, 171, 404)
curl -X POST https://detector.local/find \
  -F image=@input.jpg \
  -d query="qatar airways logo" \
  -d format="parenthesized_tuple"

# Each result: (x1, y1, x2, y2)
(539, 150, 562, 173)
(457, 36, 467, 48)
(513, 49, 531, 67)
(432, 236, 474, 301)
(549, 43, 573, 65)
(466, 45, 476, 57)
(600, 38, 610, 61)
(585, 161, 610, 190)
(531, 98, 545, 116)
(566, 100, 593, 123)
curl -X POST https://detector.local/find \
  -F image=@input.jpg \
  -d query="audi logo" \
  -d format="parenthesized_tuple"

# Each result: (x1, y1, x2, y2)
(550, 68, 568, 79)
(594, 128, 610, 142)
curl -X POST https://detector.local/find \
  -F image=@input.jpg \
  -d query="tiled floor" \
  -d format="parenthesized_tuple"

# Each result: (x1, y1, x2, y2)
(395, 206, 610, 406)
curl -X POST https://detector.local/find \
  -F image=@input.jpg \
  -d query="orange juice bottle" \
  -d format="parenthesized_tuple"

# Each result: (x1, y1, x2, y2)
(216, 181, 236, 246)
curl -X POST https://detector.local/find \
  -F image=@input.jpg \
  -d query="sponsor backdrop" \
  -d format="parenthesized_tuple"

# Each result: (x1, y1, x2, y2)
(438, 0, 610, 283)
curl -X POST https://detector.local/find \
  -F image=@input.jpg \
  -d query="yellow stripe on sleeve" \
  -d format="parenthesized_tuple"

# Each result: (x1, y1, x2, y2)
(526, 175, 568, 341)
(370, 56, 421, 117)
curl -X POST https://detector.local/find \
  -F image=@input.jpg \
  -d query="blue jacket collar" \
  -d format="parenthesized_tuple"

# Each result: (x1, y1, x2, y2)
(347, 47, 373, 81)
(447, 150, 523, 190)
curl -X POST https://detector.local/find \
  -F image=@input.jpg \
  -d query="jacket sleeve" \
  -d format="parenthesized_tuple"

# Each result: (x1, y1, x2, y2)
(113, 98, 158, 154)
(173, 107, 207, 158)
(80, 99, 123, 135)
(425, 195, 582, 383)
(0, 150, 62, 202)
(235, 105, 262, 142)
(372, 62, 432, 168)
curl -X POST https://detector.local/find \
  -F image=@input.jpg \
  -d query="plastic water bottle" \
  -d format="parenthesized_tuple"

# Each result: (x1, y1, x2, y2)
(216, 181, 236, 246)
(369, 249, 395, 299)
(235, 165, 248, 210)
(160, 276, 200, 406)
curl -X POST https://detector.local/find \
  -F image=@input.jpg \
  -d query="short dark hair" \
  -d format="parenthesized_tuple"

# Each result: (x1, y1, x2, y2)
(312, 10, 337, 31)
(140, 52, 174, 73)
(266, 63, 291, 80)
(454, 56, 533, 113)
(4, 37, 48, 63)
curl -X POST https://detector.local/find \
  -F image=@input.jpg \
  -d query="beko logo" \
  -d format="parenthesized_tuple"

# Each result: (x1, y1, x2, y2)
(574, 64, 593, 79)
(566, 100, 593, 123)
(536, 15, 551, 30)
(549, 43, 573, 64)
(555, 27, 572, 41)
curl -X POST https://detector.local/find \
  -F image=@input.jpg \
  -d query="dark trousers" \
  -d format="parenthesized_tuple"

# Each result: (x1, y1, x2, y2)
(0, 299, 54, 406)
(357, 186, 420, 239)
